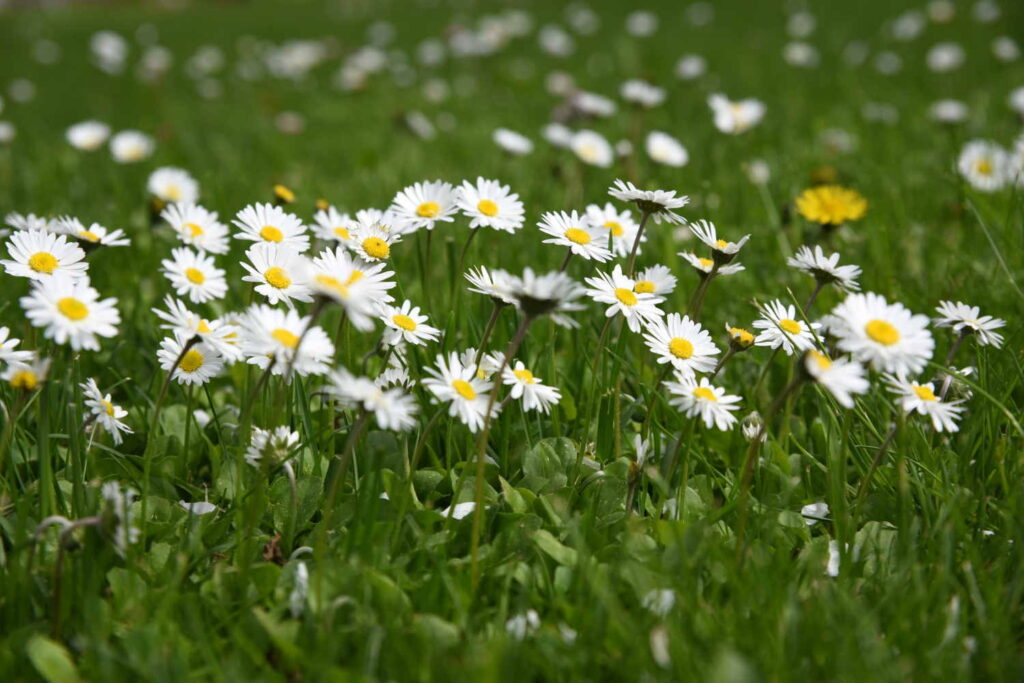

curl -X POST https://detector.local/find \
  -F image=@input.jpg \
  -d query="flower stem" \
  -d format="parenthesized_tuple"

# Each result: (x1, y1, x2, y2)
(625, 211, 652, 278)
(473, 301, 507, 370)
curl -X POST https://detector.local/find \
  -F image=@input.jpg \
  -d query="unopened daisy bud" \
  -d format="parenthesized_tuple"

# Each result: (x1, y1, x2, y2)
(273, 184, 295, 205)
(725, 323, 755, 351)
(315, 198, 330, 212)
(741, 411, 766, 442)
(944, 366, 975, 401)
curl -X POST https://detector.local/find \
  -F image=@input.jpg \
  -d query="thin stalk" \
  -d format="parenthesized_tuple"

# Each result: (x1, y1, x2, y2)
(558, 250, 574, 272)
(473, 301, 507, 369)
(687, 268, 719, 321)
(938, 330, 970, 400)
(625, 211, 652, 277)
(853, 422, 900, 514)
(805, 279, 826, 312)
(709, 347, 737, 381)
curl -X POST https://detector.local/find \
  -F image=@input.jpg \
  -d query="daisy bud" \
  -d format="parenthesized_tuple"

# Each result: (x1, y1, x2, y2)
(273, 184, 296, 205)
(725, 324, 755, 351)
(315, 198, 330, 212)
(741, 412, 767, 442)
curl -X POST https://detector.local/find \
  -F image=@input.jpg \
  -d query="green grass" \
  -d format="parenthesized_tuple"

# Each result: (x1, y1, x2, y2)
(1, 0, 1023, 680)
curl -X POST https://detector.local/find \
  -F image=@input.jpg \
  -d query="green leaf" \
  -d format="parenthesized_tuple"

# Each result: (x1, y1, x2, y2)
(520, 437, 577, 493)
(532, 528, 577, 566)
(25, 635, 78, 683)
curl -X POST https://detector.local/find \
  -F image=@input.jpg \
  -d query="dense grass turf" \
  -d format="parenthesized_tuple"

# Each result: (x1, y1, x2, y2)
(0, 0, 1023, 679)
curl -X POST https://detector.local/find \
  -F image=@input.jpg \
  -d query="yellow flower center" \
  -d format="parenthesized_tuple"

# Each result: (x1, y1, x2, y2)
(28, 252, 58, 274)
(333, 227, 351, 240)
(362, 237, 390, 260)
(698, 257, 714, 270)
(346, 270, 365, 285)
(315, 274, 349, 298)
(975, 159, 992, 176)
(179, 349, 204, 373)
(913, 385, 937, 402)
(477, 199, 499, 217)
(669, 338, 694, 359)
(808, 350, 832, 370)
(260, 225, 284, 242)
(564, 228, 591, 245)
(693, 386, 717, 402)
(274, 184, 295, 202)
(185, 267, 206, 284)
(614, 288, 638, 306)
(165, 185, 182, 201)
(272, 328, 299, 348)
(715, 239, 728, 249)
(10, 370, 38, 390)
(779, 318, 802, 335)
(79, 230, 101, 243)
(197, 320, 212, 334)
(57, 297, 89, 321)
(730, 327, 755, 348)
(416, 201, 440, 218)
(452, 379, 477, 400)
(185, 222, 204, 237)
(392, 314, 417, 331)
(264, 267, 291, 289)
(101, 399, 115, 416)
(865, 319, 900, 346)
(634, 280, 655, 294)
(513, 368, 536, 384)
(604, 221, 624, 237)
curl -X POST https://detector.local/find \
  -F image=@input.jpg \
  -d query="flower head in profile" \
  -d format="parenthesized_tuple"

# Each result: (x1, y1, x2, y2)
(80, 377, 133, 445)
(688, 219, 749, 264)
(933, 301, 1005, 348)
(161, 203, 230, 254)
(5, 212, 59, 233)
(584, 265, 664, 332)
(0, 326, 33, 366)
(100, 481, 139, 556)
(538, 210, 612, 262)
(679, 251, 744, 276)
(390, 180, 459, 233)
(633, 265, 677, 296)
(422, 352, 500, 432)
(645, 131, 688, 167)
(21, 277, 120, 351)
(725, 323, 756, 351)
(825, 292, 934, 375)
(795, 185, 867, 227)
(2, 230, 89, 281)
(502, 360, 561, 413)
(109, 130, 154, 163)
(642, 313, 719, 378)
(2, 353, 51, 392)
(885, 374, 965, 433)
(571, 130, 615, 168)
(465, 265, 517, 305)
(456, 177, 525, 233)
(665, 375, 741, 430)
(509, 267, 586, 327)
(752, 300, 821, 356)
(326, 367, 419, 431)
(493, 128, 534, 156)
(233, 203, 310, 253)
(621, 79, 665, 108)
(708, 93, 766, 134)
(608, 179, 688, 224)
(66, 120, 110, 151)
(55, 217, 130, 248)
(147, 167, 200, 205)
(787, 245, 861, 292)
(311, 206, 357, 246)
(801, 350, 869, 408)
(245, 426, 301, 468)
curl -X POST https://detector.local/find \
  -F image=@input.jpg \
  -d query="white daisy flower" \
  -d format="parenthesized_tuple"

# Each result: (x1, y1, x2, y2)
(179, 501, 217, 515)
(801, 501, 830, 525)
(585, 202, 641, 257)
(151, 296, 242, 362)
(0, 326, 33, 365)
(493, 128, 534, 156)
(502, 360, 561, 413)
(787, 245, 861, 291)
(542, 122, 574, 148)
(621, 79, 665, 108)
(238, 304, 334, 378)
(311, 206, 357, 245)
(456, 177, 525, 233)
(957, 140, 1010, 192)
(826, 292, 934, 375)
(240, 243, 312, 307)
(160, 203, 230, 254)
(309, 246, 395, 330)
(1, 230, 88, 281)
(933, 301, 1005, 348)
(422, 351, 500, 432)
(633, 265, 677, 296)
(5, 212, 58, 232)
(66, 120, 110, 151)
(642, 313, 719, 378)
(572, 90, 617, 118)
(584, 264, 664, 332)
(570, 129, 614, 167)
(379, 299, 440, 347)
(233, 203, 310, 253)
(884, 374, 965, 433)
(608, 179, 689, 224)
(2, 353, 51, 391)
(688, 219, 749, 261)
(54, 217, 130, 248)
(80, 377, 133, 445)
(326, 367, 418, 431)
(665, 375, 741, 430)
(157, 336, 224, 386)
(465, 265, 517, 304)
(245, 426, 300, 468)
(161, 247, 228, 303)
(645, 131, 688, 167)
(509, 267, 587, 327)
(679, 251, 744, 276)
(389, 180, 458, 233)
(802, 350, 869, 408)
(109, 130, 154, 163)
(538, 210, 613, 262)
(349, 219, 401, 262)
(753, 300, 821, 356)
(708, 93, 766, 134)
(147, 167, 200, 204)
(20, 277, 120, 351)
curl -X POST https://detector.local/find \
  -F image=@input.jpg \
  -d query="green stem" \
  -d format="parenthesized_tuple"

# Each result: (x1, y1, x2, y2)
(625, 211, 652, 278)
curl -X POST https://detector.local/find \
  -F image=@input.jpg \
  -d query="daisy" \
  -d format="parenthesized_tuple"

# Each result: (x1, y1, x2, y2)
(465, 265, 517, 305)
(147, 167, 200, 205)
(311, 205, 357, 245)
(161, 247, 228, 303)
(795, 185, 868, 227)
(538, 210, 613, 263)
(542, 122, 574, 149)
(633, 265, 677, 296)
(240, 243, 312, 307)
(934, 301, 1005, 347)
(151, 296, 242, 362)
(309, 246, 394, 330)
(0, 326, 33, 365)
(801, 350, 869, 408)
(326, 368, 418, 431)
(5, 212, 58, 232)
(389, 180, 458, 233)
(20, 277, 120, 351)
(456, 177, 525, 233)
(80, 377, 133, 445)
(753, 300, 821, 356)
(665, 375, 741, 430)
(238, 304, 334, 378)
(688, 219, 749, 263)
(66, 120, 110, 151)
(109, 130, 154, 163)
(2, 353, 50, 391)
(509, 267, 586, 327)
(707, 93, 766, 134)
(2, 230, 88, 281)
(608, 179, 688, 224)
(787, 245, 861, 291)
(157, 336, 225, 386)
(422, 352, 500, 432)
(645, 131, 688, 167)
(642, 313, 719, 377)
(245, 426, 301, 468)
(585, 202, 641, 257)
(621, 79, 665, 108)
(379, 299, 441, 347)
(349, 219, 401, 262)
(502, 360, 561, 413)
(493, 128, 534, 156)
(571, 129, 614, 167)
(100, 481, 139, 556)
(726, 323, 756, 350)
(233, 203, 310, 253)
(160, 203, 230, 254)
(584, 264, 664, 332)
(885, 374, 965, 433)
(826, 292, 934, 375)
(55, 217, 130, 248)
(679, 252, 744, 276)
